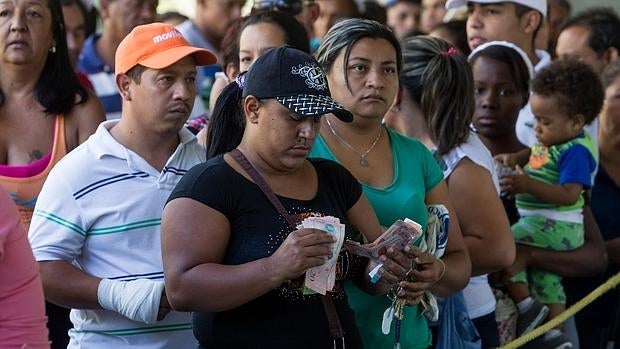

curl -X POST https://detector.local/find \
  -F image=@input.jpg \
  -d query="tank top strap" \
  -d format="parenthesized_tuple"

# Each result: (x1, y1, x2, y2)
(50, 114, 68, 164)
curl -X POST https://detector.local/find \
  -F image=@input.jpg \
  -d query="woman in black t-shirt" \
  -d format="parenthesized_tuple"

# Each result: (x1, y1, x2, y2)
(162, 47, 417, 349)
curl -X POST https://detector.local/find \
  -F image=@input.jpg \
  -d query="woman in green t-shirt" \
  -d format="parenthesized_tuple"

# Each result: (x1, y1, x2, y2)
(311, 18, 471, 349)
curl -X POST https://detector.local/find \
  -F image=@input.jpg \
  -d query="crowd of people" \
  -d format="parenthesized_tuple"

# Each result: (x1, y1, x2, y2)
(0, 0, 618, 348)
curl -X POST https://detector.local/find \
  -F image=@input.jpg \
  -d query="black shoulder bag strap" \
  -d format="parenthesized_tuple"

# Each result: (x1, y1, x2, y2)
(229, 148, 346, 348)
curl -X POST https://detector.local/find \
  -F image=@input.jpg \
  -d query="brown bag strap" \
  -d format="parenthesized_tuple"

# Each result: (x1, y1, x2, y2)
(228, 148, 346, 346)
(321, 293, 346, 341)
(229, 149, 296, 227)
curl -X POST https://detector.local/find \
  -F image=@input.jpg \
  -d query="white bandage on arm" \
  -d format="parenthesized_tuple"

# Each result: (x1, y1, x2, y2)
(97, 278, 165, 324)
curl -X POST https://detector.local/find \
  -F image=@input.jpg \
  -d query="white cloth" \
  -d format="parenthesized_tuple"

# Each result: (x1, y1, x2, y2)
(468, 41, 534, 79)
(441, 132, 498, 319)
(516, 50, 551, 148)
(446, 0, 547, 17)
(29, 121, 205, 348)
(418, 204, 450, 322)
(441, 132, 499, 193)
(97, 279, 165, 324)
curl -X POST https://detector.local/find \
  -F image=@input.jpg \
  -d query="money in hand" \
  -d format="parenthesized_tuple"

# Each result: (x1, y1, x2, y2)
(343, 219, 423, 261)
(298, 216, 345, 295)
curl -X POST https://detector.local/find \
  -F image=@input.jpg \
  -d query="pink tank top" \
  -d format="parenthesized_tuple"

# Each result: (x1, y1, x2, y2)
(0, 116, 68, 230)
(0, 187, 49, 348)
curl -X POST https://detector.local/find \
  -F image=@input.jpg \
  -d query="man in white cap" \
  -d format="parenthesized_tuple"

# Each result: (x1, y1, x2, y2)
(445, 0, 556, 148)
(28, 23, 216, 348)
(446, 0, 545, 60)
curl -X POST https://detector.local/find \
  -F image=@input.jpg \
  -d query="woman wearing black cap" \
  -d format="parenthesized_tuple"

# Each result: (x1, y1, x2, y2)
(161, 46, 413, 348)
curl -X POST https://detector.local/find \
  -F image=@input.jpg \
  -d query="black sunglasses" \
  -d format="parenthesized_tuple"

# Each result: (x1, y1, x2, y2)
(252, 0, 303, 15)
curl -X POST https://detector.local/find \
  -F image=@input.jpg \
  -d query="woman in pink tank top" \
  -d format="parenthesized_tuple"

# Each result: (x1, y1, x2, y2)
(0, 186, 49, 349)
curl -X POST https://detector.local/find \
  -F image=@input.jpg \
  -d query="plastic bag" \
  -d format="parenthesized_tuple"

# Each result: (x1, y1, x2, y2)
(436, 291, 482, 349)
(418, 205, 451, 322)
(494, 288, 517, 345)
(426, 204, 449, 257)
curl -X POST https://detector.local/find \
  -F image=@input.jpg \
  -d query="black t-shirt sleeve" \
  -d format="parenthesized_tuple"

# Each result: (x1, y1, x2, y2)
(167, 155, 233, 216)
(313, 159, 362, 211)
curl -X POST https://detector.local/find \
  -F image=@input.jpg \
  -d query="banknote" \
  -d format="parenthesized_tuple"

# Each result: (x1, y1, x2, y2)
(298, 216, 345, 295)
(343, 219, 423, 261)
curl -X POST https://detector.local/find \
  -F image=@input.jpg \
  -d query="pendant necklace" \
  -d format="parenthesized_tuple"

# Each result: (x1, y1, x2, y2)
(325, 117, 382, 167)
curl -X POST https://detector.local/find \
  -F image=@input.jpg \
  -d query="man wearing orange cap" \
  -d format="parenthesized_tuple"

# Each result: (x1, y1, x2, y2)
(28, 23, 217, 348)
(79, 0, 158, 120)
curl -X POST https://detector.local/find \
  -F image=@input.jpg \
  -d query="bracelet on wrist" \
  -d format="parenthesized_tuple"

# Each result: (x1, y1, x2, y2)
(436, 257, 446, 281)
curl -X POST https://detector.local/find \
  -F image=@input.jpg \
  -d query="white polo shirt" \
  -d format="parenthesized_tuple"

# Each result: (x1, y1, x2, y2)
(29, 120, 205, 348)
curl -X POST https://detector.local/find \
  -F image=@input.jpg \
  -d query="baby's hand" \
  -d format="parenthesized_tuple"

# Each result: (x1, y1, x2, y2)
(499, 165, 530, 196)
(494, 153, 516, 168)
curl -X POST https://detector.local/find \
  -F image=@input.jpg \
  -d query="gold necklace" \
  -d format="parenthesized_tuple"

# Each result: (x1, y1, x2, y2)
(325, 117, 382, 167)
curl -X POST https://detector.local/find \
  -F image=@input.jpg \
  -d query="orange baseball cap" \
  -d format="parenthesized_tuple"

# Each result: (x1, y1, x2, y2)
(115, 22, 218, 76)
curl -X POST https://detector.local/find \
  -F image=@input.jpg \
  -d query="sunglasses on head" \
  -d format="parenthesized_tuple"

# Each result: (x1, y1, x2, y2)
(252, 0, 303, 15)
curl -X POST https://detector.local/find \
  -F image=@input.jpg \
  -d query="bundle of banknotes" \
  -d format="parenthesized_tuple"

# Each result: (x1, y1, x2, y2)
(343, 219, 423, 261)
(298, 216, 346, 295)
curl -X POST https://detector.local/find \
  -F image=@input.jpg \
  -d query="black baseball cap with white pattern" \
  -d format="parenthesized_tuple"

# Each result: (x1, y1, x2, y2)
(241, 46, 353, 122)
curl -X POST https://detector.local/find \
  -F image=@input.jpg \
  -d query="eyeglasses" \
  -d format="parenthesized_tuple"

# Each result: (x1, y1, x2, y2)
(252, 0, 303, 15)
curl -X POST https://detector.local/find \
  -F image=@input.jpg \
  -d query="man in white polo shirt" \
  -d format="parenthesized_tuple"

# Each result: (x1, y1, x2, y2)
(28, 23, 216, 348)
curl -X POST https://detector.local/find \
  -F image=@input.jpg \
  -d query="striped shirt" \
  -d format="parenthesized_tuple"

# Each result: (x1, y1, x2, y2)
(28, 120, 205, 348)
(516, 132, 597, 223)
(78, 35, 121, 120)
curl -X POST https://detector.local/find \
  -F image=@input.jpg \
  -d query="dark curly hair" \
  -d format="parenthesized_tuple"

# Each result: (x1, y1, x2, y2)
(531, 59, 604, 125)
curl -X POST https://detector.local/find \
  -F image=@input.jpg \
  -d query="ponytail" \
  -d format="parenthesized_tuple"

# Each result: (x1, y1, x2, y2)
(401, 35, 473, 156)
(206, 81, 246, 159)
